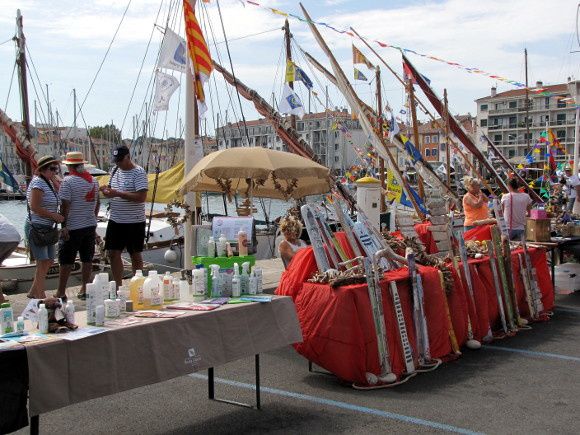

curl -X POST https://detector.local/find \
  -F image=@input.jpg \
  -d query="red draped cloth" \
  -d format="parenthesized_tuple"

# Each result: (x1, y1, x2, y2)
(277, 234, 553, 385)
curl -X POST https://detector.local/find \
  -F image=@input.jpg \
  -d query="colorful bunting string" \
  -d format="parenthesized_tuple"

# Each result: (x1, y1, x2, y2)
(239, 0, 579, 105)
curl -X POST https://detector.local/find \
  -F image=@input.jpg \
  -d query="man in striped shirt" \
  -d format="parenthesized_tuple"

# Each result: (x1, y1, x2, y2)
(56, 152, 100, 299)
(100, 145, 148, 286)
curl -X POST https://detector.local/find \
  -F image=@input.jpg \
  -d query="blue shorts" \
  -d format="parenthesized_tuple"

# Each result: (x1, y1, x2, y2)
(25, 220, 57, 261)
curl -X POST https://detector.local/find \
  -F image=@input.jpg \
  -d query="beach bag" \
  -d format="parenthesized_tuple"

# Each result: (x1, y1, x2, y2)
(27, 176, 60, 247)
(29, 224, 59, 247)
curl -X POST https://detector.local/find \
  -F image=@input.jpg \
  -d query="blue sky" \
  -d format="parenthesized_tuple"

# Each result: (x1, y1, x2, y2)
(0, 0, 578, 139)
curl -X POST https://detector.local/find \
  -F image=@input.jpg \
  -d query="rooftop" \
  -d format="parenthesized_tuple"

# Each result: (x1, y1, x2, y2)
(476, 83, 569, 101)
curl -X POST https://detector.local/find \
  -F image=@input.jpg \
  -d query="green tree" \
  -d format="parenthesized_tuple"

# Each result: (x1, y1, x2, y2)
(88, 124, 121, 143)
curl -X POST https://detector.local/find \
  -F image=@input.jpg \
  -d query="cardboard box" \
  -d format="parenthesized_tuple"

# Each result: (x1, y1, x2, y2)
(526, 218, 551, 242)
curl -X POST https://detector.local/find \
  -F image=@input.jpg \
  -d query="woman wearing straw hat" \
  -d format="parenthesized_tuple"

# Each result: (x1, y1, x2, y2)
(25, 155, 65, 299)
(55, 151, 100, 300)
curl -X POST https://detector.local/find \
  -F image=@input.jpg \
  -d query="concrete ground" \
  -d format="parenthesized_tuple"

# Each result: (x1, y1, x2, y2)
(7, 263, 580, 434)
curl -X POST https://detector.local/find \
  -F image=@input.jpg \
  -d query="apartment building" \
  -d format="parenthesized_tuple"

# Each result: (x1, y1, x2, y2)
(476, 80, 579, 162)
(215, 109, 363, 172)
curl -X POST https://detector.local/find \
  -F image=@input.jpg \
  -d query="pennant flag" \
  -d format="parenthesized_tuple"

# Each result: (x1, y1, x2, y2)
(401, 187, 428, 214)
(278, 84, 305, 118)
(285, 60, 313, 89)
(353, 67, 368, 81)
(403, 60, 431, 85)
(158, 28, 187, 73)
(399, 134, 423, 163)
(183, 0, 212, 112)
(352, 44, 374, 69)
(389, 112, 400, 137)
(153, 71, 181, 112)
(0, 158, 19, 192)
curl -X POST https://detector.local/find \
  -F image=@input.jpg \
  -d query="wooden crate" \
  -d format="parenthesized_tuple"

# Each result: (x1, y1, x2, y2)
(526, 218, 551, 242)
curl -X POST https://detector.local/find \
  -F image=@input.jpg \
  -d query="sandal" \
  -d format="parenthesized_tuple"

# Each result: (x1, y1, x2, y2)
(77, 293, 87, 300)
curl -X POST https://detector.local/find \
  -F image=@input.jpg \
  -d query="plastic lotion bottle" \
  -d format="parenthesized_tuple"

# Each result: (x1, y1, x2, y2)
(249, 271, 258, 295)
(0, 302, 14, 334)
(145, 271, 162, 308)
(241, 262, 250, 294)
(38, 303, 48, 333)
(95, 305, 105, 326)
(179, 279, 191, 301)
(210, 264, 221, 297)
(65, 300, 75, 324)
(238, 230, 248, 256)
(108, 281, 117, 300)
(86, 283, 97, 324)
(16, 316, 25, 334)
(172, 277, 180, 300)
(130, 270, 146, 309)
(254, 267, 263, 293)
(232, 263, 241, 297)
(163, 272, 172, 302)
(217, 234, 227, 257)
(207, 236, 216, 257)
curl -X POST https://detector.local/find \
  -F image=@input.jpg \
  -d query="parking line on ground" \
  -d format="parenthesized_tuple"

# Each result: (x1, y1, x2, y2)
(485, 345, 580, 362)
(189, 373, 482, 434)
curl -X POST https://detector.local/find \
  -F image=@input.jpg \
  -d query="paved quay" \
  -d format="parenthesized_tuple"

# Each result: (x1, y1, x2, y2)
(6, 265, 580, 434)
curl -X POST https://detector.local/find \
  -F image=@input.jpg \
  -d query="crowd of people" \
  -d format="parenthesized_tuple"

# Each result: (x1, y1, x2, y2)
(3, 147, 149, 300)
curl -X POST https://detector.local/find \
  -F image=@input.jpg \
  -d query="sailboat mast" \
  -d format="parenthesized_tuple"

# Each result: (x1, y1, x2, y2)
(284, 19, 296, 132)
(444, 89, 451, 189)
(16, 9, 33, 183)
(525, 48, 531, 154)
(408, 79, 425, 199)
(375, 66, 386, 213)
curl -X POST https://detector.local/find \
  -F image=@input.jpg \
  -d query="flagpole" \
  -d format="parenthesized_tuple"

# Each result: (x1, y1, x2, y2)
(284, 19, 296, 132)
(184, 0, 201, 271)
(375, 66, 386, 214)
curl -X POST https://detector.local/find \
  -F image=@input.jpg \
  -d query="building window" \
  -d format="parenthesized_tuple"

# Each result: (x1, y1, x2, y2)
(297, 122, 304, 131)
(508, 149, 515, 158)
(556, 130, 566, 141)
(425, 136, 431, 144)
(432, 148, 438, 157)
(432, 135, 438, 143)
(480, 119, 488, 127)
(334, 143, 339, 150)
(440, 143, 446, 151)
(557, 99, 566, 108)
(334, 156, 339, 162)
(480, 104, 488, 111)
(545, 97, 550, 109)
(425, 149, 431, 157)
(508, 101, 517, 109)
(494, 134, 502, 144)
(556, 113, 566, 125)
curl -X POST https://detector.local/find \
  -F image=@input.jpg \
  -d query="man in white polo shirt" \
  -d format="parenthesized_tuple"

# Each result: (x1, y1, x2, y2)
(56, 151, 100, 300)
(100, 145, 148, 286)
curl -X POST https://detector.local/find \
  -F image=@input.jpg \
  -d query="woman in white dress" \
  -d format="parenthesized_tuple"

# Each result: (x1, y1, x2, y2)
(278, 216, 307, 269)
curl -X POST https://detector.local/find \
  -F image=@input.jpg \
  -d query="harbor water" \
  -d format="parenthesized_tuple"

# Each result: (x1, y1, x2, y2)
(1, 194, 296, 241)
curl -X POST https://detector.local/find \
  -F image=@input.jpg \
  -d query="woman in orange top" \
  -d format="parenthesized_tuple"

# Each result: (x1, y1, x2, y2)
(462, 176, 489, 230)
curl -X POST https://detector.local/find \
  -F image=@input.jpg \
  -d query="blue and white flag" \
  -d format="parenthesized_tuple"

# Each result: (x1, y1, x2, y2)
(158, 28, 187, 73)
(353, 67, 368, 81)
(278, 84, 305, 119)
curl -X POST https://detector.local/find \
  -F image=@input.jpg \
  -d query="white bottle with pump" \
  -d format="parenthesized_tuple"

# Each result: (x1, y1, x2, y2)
(232, 263, 241, 297)
(217, 234, 227, 257)
(240, 262, 250, 294)
(207, 237, 216, 257)
(144, 271, 163, 307)
(37, 303, 48, 333)
(210, 264, 222, 297)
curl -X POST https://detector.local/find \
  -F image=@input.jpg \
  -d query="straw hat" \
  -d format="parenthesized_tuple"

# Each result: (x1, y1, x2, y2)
(36, 155, 59, 170)
(62, 151, 88, 165)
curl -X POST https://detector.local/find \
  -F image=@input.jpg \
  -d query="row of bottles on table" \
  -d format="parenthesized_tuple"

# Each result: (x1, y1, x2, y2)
(207, 230, 248, 258)
(207, 261, 263, 298)
(35, 298, 75, 334)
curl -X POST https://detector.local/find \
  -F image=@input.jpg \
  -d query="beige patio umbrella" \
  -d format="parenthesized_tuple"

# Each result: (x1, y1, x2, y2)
(179, 147, 332, 200)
